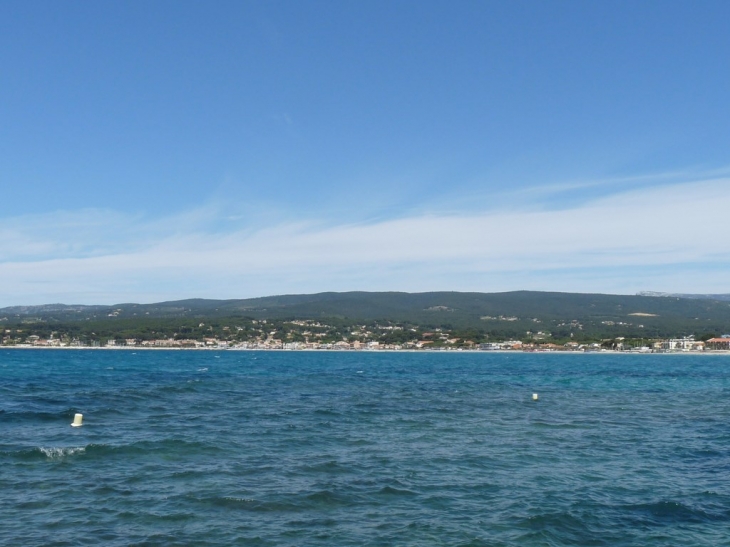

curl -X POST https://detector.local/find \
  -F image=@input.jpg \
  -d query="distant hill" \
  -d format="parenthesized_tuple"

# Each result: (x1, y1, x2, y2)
(637, 291, 730, 302)
(2, 291, 730, 339)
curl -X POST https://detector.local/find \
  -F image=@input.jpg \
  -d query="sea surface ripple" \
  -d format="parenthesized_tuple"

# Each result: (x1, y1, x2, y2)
(2, 349, 730, 546)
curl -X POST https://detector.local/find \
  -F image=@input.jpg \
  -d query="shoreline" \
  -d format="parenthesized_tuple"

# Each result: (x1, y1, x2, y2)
(1, 345, 729, 355)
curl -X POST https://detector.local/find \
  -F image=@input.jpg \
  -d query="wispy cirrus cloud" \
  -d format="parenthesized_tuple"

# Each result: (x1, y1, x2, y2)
(1, 177, 729, 305)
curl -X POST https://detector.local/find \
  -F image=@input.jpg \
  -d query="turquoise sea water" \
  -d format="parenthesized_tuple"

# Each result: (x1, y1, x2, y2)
(2, 349, 730, 546)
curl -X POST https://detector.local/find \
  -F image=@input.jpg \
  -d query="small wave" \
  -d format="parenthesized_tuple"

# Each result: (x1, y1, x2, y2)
(305, 489, 352, 506)
(516, 510, 592, 544)
(203, 496, 300, 512)
(624, 500, 727, 525)
(299, 460, 350, 474)
(38, 446, 86, 459)
(1, 408, 80, 423)
(157, 384, 199, 393)
(378, 485, 417, 496)
(530, 420, 583, 429)
(7, 438, 223, 462)
(314, 408, 340, 416)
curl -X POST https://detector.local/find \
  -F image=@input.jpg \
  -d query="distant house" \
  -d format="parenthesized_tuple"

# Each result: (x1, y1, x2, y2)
(705, 338, 730, 350)
(479, 343, 501, 351)
(661, 337, 704, 351)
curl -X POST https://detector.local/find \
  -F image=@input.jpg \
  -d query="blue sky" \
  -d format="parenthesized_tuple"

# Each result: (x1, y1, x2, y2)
(1, 1, 730, 305)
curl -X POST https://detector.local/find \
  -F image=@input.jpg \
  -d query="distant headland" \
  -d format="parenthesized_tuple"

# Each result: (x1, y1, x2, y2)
(2, 291, 730, 353)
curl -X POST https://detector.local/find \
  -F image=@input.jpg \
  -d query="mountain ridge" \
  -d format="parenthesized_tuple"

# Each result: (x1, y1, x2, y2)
(2, 291, 730, 339)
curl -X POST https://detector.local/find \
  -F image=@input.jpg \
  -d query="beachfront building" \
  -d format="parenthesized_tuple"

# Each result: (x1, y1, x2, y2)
(659, 337, 704, 351)
(479, 343, 502, 350)
(705, 337, 730, 350)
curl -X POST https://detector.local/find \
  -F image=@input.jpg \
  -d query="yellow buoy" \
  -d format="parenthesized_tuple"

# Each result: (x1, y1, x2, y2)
(71, 413, 83, 427)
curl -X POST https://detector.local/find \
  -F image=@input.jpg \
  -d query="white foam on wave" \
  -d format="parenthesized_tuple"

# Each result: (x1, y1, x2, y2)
(39, 446, 86, 459)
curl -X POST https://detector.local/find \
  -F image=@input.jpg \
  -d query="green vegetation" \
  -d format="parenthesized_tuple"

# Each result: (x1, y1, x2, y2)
(2, 291, 730, 347)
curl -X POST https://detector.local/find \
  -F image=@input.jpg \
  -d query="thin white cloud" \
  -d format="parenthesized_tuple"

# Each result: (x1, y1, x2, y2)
(455, 166, 730, 215)
(0, 177, 729, 305)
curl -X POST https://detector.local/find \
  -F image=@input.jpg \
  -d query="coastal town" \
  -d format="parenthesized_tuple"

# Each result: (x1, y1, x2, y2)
(3, 317, 730, 353)
(5, 292, 730, 354)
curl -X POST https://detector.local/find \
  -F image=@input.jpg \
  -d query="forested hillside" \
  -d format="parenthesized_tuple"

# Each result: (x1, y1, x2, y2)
(2, 291, 730, 343)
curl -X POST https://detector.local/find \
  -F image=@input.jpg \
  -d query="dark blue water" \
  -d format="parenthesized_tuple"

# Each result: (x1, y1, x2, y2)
(2, 349, 730, 546)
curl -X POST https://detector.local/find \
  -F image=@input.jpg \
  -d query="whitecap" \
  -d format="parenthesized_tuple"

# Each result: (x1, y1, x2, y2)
(39, 446, 86, 459)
